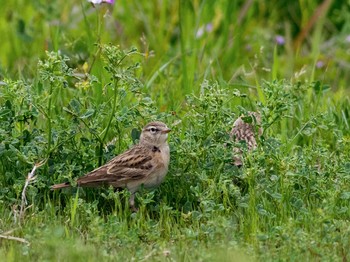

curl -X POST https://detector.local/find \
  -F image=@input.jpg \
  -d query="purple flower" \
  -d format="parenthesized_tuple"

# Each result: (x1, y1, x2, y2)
(205, 23, 213, 33)
(316, 61, 324, 69)
(196, 23, 213, 38)
(88, 0, 114, 5)
(275, 35, 285, 45)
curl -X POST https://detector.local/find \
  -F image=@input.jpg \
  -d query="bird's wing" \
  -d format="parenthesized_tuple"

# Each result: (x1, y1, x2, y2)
(76, 145, 154, 187)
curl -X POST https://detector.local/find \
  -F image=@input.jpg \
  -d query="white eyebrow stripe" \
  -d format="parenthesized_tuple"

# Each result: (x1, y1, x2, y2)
(147, 126, 160, 131)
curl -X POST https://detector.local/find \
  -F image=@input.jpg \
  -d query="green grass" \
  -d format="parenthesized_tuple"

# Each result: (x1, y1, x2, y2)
(1, 1, 350, 261)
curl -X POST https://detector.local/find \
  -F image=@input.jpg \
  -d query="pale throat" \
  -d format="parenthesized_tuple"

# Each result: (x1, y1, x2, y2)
(140, 135, 168, 149)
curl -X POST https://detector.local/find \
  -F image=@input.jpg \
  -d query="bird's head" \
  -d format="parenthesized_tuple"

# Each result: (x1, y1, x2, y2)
(140, 121, 171, 146)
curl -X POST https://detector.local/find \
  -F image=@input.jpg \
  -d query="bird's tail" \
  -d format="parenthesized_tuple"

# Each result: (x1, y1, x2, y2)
(51, 182, 71, 190)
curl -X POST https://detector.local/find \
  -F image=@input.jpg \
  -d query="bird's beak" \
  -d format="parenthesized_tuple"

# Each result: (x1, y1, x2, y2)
(162, 128, 171, 134)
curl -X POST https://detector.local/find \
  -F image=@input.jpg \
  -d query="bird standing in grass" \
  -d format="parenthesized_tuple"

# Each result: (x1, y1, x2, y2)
(230, 112, 262, 167)
(51, 121, 171, 211)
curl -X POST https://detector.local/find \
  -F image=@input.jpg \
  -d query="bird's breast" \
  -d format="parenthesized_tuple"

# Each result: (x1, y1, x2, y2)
(144, 144, 170, 188)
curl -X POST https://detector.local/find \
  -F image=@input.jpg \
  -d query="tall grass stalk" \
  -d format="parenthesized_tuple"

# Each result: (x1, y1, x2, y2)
(179, 0, 189, 92)
(70, 189, 80, 228)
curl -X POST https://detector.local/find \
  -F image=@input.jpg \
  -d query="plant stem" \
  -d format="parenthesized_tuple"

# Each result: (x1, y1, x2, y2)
(179, 0, 188, 91)
(47, 84, 53, 156)
(99, 79, 119, 166)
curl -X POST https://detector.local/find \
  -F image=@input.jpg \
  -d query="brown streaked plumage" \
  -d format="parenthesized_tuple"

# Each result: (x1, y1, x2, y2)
(52, 121, 171, 211)
(230, 112, 262, 167)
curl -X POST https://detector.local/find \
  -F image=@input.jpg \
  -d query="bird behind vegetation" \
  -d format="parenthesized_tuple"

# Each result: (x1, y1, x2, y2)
(230, 112, 262, 167)
(51, 121, 171, 211)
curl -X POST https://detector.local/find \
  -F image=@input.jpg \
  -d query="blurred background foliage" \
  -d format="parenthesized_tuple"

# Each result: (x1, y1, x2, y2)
(1, 0, 349, 108)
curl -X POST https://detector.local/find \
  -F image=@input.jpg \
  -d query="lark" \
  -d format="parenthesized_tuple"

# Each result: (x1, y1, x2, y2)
(230, 112, 262, 166)
(52, 121, 171, 211)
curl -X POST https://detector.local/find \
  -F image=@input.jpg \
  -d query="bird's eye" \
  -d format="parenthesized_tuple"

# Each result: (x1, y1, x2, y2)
(150, 127, 158, 133)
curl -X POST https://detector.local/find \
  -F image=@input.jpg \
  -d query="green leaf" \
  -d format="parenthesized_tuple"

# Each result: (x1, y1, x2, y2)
(131, 128, 141, 144)
(340, 192, 350, 200)
(80, 109, 95, 119)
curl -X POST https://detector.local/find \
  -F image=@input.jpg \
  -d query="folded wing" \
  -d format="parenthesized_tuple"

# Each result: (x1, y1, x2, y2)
(76, 145, 154, 188)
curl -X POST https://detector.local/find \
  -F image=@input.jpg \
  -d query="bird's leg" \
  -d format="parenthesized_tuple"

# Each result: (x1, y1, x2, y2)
(129, 193, 138, 212)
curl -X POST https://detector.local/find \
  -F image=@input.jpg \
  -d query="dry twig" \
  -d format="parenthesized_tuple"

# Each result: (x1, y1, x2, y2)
(19, 160, 46, 220)
(0, 234, 30, 245)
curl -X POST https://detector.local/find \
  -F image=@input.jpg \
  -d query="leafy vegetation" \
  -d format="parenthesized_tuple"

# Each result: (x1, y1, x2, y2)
(1, 0, 350, 261)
